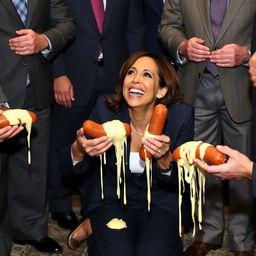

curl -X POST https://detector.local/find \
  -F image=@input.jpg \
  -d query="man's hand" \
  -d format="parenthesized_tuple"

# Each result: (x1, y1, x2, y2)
(194, 145, 253, 180)
(179, 37, 210, 62)
(54, 76, 75, 108)
(210, 44, 250, 67)
(249, 52, 256, 87)
(9, 29, 49, 55)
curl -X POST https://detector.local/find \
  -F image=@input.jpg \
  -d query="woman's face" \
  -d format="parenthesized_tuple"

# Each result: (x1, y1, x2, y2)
(123, 56, 167, 109)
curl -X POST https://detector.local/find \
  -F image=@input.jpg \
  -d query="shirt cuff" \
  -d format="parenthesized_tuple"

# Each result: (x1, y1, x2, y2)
(71, 149, 82, 166)
(176, 43, 188, 65)
(41, 34, 52, 56)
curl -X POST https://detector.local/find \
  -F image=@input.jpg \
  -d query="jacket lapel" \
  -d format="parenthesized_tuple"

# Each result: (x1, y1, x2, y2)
(215, 0, 244, 44)
(103, 0, 114, 33)
(196, 0, 214, 45)
(26, 0, 37, 27)
(1, 0, 24, 25)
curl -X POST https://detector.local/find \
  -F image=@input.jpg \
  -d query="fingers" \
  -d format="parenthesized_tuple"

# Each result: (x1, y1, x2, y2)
(0, 125, 24, 142)
(77, 133, 113, 157)
(143, 135, 171, 159)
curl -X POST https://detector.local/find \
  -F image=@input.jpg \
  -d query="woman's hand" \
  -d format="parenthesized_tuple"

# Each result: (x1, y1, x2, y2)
(72, 128, 113, 161)
(0, 125, 24, 142)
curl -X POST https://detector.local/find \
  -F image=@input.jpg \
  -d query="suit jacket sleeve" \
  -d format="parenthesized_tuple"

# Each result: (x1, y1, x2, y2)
(43, 0, 76, 60)
(158, 0, 187, 58)
(252, 14, 256, 53)
(0, 87, 8, 103)
(252, 163, 256, 197)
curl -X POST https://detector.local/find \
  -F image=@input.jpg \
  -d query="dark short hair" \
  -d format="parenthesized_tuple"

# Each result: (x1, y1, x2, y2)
(105, 51, 183, 112)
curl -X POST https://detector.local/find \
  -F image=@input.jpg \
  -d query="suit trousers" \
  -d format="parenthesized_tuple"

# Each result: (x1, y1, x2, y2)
(48, 64, 107, 214)
(0, 210, 12, 255)
(7, 106, 50, 239)
(89, 205, 183, 256)
(194, 73, 254, 250)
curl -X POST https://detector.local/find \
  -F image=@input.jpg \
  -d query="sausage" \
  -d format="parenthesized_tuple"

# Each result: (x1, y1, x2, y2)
(83, 120, 131, 138)
(139, 104, 168, 160)
(0, 109, 37, 128)
(173, 142, 227, 165)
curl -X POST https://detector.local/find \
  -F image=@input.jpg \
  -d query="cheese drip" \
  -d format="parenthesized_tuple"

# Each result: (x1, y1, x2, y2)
(103, 120, 127, 204)
(106, 218, 127, 229)
(177, 141, 208, 237)
(142, 127, 156, 211)
(2, 110, 32, 164)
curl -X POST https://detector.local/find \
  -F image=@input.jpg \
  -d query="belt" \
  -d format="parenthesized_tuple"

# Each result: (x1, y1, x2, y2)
(94, 58, 104, 66)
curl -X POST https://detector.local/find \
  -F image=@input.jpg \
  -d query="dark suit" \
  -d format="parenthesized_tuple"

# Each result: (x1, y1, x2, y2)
(143, 0, 164, 55)
(159, 0, 256, 251)
(0, 0, 75, 243)
(252, 15, 256, 162)
(63, 96, 194, 255)
(48, 0, 145, 215)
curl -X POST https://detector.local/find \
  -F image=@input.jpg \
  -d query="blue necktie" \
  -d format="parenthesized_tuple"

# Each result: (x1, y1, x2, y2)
(12, 0, 27, 25)
(206, 0, 227, 77)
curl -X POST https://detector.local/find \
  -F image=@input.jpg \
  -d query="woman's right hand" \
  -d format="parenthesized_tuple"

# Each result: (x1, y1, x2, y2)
(72, 128, 113, 161)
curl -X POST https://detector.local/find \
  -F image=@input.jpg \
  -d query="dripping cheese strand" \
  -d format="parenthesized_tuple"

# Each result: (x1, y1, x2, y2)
(102, 120, 127, 204)
(142, 127, 156, 211)
(177, 141, 207, 237)
(2, 110, 33, 164)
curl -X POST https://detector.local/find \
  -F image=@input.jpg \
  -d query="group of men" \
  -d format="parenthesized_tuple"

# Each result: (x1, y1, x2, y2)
(1, 0, 256, 255)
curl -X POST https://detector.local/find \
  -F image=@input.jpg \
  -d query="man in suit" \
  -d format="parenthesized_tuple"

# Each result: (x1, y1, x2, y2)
(47, 0, 145, 229)
(0, 0, 75, 253)
(159, 1, 256, 255)
(0, 104, 24, 255)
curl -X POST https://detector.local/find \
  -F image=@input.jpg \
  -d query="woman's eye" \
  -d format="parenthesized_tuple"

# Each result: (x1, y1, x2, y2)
(144, 72, 152, 78)
(127, 69, 135, 75)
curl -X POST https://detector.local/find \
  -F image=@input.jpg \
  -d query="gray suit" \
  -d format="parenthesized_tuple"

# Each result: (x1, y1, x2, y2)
(159, 0, 256, 251)
(0, 0, 75, 245)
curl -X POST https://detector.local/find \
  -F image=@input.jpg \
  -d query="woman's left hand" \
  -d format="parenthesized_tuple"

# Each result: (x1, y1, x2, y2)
(142, 134, 171, 159)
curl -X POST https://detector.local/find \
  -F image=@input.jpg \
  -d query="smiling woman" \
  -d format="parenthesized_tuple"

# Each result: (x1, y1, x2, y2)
(68, 51, 194, 256)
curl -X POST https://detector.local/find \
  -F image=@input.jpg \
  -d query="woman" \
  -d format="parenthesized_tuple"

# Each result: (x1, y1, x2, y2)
(67, 51, 194, 255)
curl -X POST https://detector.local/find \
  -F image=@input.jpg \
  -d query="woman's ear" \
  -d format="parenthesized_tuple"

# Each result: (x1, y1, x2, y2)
(157, 87, 168, 99)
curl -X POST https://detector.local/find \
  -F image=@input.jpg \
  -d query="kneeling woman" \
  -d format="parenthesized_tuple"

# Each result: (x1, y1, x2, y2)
(69, 51, 194, 255)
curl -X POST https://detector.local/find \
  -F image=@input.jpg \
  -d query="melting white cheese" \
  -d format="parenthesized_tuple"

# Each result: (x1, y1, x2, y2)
(142, 127, 156, 211)
(177, 141, 209, 237)
(106, 218, 127, 229)
(102, 120, 127, 204)
(2, 109, 33, 164)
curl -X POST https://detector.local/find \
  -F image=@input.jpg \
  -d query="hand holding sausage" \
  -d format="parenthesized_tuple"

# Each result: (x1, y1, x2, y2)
(139, 104, 168, 160)
(72, 128, 113, 161)
(194, 145, 252, 180)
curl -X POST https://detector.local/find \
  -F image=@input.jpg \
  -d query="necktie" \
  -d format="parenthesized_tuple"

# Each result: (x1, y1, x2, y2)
(206, 0, 227, 77)
(12, 0, 28, 25)
(90, 0, 105, 34)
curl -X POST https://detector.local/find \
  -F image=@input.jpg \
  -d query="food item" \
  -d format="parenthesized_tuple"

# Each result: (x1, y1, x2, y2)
(0, 109, 37, 128)
(173, 141, 227, 236)
(106, 218, 127, 229)
(138, 104, 168, 211)
(83, 120, 131, 138)
(139, 104, 168, 160)
(1, 109, 37, 164)
(83, 120, 131, 203)
(173, 142, 227, 165)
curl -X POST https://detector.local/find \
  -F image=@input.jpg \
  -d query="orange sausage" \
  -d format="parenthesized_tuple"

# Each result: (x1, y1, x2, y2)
(0, 110, 37, 128)
(173, 142, 227, 165)
(139, 104, 168, 160)
(83, 120, 131, 138)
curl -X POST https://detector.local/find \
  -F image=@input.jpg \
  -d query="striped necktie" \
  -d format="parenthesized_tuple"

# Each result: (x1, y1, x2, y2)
(12, 0, 28, 25)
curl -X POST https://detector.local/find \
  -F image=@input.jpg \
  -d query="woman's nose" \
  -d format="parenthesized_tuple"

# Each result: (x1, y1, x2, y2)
(132, 73, 140, 83)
